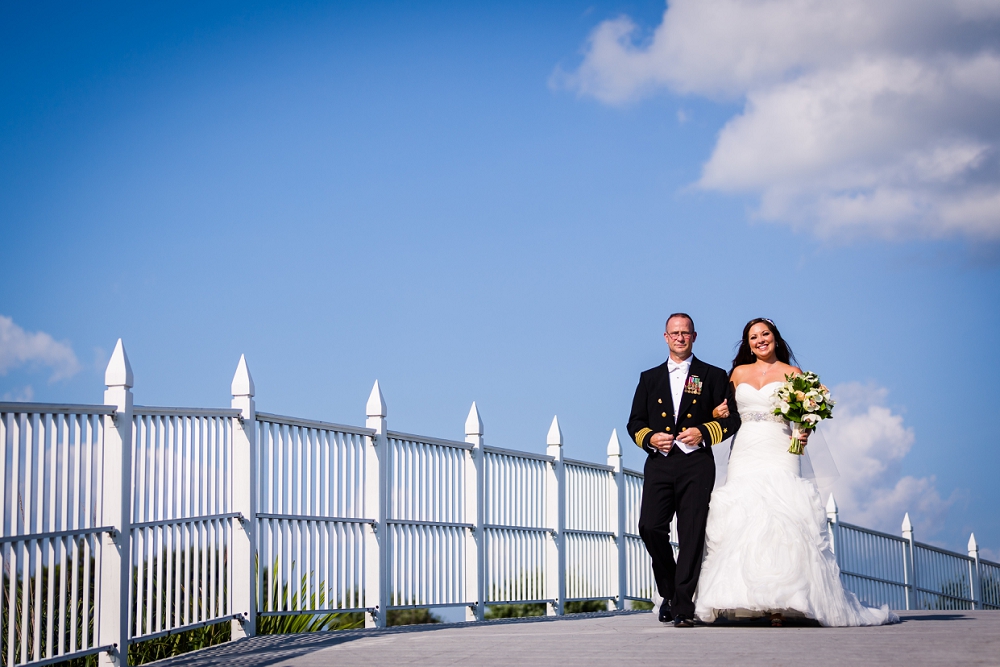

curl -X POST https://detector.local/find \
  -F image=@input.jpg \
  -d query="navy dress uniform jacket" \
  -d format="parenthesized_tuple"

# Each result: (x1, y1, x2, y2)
(627, 356, 741, 454)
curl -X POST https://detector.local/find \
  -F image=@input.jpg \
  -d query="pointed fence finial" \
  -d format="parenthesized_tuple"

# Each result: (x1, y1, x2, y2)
(607, 429, 622, 457)
(465, 402, 483, 437)
(969, 533, 979, 557)
(546, 415, 563, 447)
(902, 513, 913, 538)
(606, 429, 623, 471)
(367, 380, 387, 418)
(231, 354, 255, 397)
(104, 338, 133, 388)
(826, 493, 838, 522)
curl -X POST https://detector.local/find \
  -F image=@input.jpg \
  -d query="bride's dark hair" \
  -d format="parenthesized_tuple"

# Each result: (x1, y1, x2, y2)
(730, 318, 797, 373)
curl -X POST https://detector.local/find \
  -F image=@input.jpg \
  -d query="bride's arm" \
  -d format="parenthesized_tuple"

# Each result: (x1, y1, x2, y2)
(697, 367, 741, 446)
(713, 368, 742, 418)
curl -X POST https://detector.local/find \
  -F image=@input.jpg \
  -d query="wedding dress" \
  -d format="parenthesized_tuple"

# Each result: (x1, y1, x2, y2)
(694, 382, 898, 626)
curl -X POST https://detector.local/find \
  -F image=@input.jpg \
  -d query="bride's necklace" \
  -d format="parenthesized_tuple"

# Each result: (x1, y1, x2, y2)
(757, 360, 777, 376)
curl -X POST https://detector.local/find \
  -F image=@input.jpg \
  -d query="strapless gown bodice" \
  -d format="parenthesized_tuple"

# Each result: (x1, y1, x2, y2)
(695, 383, 897, 627)
(730, 382, 799, 478)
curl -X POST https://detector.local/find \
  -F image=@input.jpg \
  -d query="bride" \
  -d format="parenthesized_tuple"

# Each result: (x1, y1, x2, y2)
(695, 318, 897, 627)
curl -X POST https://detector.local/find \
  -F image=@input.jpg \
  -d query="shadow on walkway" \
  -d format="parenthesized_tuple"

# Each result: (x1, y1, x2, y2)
(896, 613, 973, 622)
(150, 610, 648, 667)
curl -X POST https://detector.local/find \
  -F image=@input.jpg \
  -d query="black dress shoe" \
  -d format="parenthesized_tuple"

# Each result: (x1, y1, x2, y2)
(658, 602, 673, 624)
(673, 615, 694, 627)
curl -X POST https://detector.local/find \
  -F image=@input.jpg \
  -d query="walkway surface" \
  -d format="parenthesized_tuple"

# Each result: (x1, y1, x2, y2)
(151, 610, 1000, 667)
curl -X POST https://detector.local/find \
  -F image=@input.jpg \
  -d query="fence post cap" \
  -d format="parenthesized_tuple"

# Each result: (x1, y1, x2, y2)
(104, 338, 133, 388)
(826, 493, 838, 514)
(606, 429, 622, 457)
(367, 380, 387, 418)
(465, 401, 483, 436)
(901, 512, 913, 533)
(546, 415, 563, 447)
(231, 354, 255, 397)
(969, 532, 979, 554)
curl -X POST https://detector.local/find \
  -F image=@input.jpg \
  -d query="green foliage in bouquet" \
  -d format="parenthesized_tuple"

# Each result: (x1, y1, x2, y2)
(771, 371, 835, 455)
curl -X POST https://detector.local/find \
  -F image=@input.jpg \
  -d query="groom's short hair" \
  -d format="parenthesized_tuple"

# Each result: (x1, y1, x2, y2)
(666, 313, 695, 332)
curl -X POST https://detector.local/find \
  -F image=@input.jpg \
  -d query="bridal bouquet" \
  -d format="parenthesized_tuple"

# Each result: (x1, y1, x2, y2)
(771, 371, 835, 455)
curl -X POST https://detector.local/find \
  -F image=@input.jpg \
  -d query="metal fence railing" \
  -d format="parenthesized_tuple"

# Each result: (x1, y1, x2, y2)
(826, 497, 998, 611)
(1, 404, 115, 667)
(1, 340, 997, 666)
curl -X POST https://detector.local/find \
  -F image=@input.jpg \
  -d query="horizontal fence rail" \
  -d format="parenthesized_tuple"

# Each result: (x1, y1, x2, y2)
(2, 344, 998, 664)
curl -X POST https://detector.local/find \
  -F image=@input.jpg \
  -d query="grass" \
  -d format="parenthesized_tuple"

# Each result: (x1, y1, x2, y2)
(485, 599, 613, 619)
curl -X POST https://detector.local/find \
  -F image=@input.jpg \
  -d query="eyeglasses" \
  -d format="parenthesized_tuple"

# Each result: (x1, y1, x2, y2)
(665, 331, 694, 339)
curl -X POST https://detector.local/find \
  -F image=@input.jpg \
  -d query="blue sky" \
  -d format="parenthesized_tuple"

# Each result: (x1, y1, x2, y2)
(2, 1, 998, 556)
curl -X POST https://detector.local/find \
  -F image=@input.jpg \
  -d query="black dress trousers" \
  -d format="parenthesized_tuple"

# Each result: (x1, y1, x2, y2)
(638, 445, 716, 618)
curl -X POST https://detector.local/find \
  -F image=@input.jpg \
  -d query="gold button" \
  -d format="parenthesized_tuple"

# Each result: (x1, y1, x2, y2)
(657, 398, 662, 404)
(661, 412, 667, 417)
(693, 399, 697, 404)
(686, 413, 692, 418)
(665, 427, 671, 432)
(724, 428, 728, 434)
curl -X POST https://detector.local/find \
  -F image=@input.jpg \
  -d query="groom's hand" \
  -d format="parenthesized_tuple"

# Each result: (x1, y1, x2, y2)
(677, 428, 703, 446)
(650, 432, 674, 452)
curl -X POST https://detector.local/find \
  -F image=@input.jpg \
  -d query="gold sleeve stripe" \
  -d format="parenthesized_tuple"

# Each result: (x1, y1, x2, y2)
(705, 421, 723, 445)
(634, 428, 652, 448)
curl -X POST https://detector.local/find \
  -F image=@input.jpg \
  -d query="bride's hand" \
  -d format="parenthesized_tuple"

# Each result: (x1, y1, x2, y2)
(713, 399, 729, 419)
(798, 430, 810, 447)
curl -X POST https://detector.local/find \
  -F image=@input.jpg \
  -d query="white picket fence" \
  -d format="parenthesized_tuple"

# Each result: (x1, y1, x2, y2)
(0, 341, 996, 666)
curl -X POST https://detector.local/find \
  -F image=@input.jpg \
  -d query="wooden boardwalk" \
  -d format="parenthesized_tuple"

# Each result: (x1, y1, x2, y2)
(150, 610, 1000, 667)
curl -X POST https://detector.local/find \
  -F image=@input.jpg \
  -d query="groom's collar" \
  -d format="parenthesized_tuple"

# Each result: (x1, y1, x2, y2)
(667, 354, 695, 370)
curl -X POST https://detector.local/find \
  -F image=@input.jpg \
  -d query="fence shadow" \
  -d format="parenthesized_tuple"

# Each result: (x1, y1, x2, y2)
(147, 610, 648, 667)
(896, 613, 973, 622)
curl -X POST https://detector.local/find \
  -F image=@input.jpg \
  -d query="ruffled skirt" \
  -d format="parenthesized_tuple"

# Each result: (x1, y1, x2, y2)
(695, 422, 897, 627)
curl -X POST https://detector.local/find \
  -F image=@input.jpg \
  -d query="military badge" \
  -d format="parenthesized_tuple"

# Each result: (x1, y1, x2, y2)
(684, 375, 703, 395)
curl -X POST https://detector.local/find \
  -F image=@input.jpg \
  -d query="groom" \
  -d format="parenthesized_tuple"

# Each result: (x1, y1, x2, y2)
(627, 313, 741, 627)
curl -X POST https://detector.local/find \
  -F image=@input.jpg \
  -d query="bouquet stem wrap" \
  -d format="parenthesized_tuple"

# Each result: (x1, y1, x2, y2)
(790, 425, 809, 456)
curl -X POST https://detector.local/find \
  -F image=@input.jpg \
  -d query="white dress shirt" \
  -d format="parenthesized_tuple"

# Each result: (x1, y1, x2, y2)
(667, 355, 699, 455)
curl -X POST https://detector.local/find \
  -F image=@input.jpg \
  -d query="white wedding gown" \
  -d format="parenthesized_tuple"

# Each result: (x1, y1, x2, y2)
(695, 382, 898, 626)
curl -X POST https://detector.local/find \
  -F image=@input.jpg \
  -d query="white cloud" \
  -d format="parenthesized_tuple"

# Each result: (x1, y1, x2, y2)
(823, 382, 954, 537)
(0, 315, 81, 382)
(1, 385, 34, 402)
(559, 0, 1000, 239)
